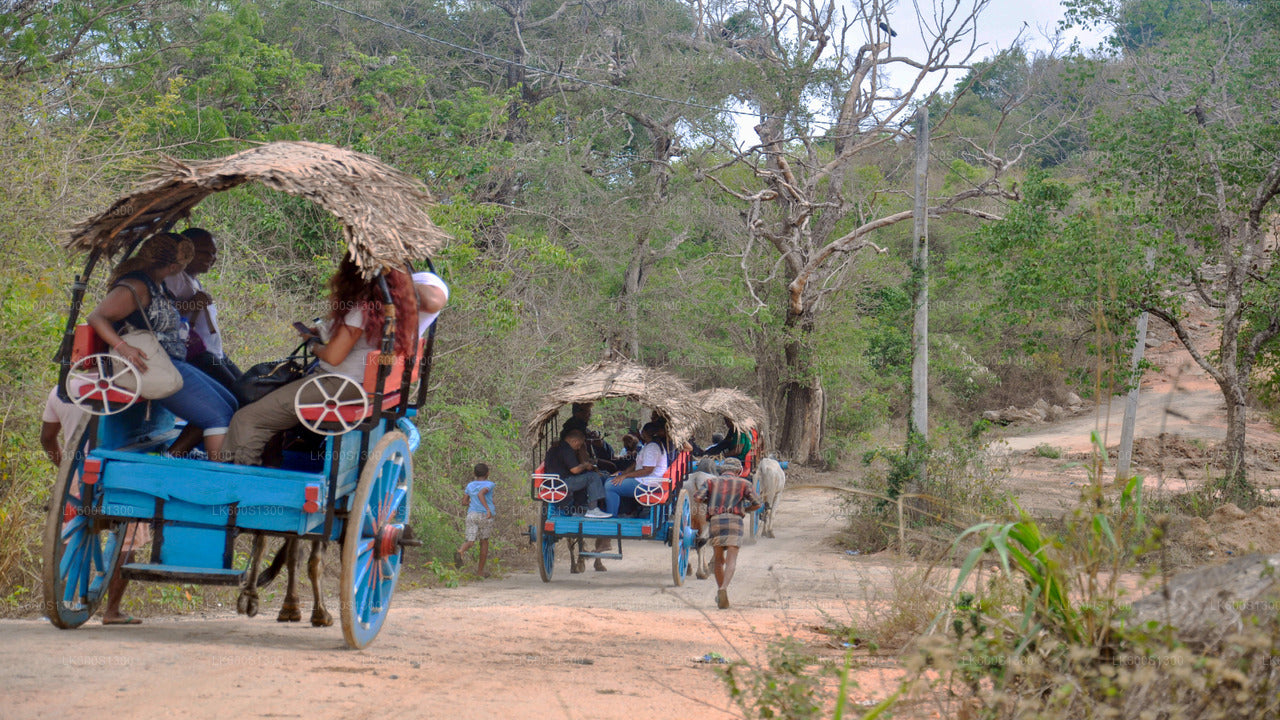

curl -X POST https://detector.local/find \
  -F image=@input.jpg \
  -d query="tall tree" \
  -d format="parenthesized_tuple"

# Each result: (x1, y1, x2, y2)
(1069, 0, 1280, 485)
(684, 0, 1042, 463)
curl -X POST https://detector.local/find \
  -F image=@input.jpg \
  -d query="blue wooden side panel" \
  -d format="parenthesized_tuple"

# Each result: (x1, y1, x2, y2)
(548, 516, 654, 539)
(159, 526, 230, 568)
(94, 452, 328, 536)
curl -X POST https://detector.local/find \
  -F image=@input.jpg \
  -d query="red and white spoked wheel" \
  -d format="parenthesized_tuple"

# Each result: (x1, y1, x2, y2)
(535, 474, 568, 503)
(635, 482, 665, 506)
(65, 354, 141, 415)
(293, 374, 368, 435)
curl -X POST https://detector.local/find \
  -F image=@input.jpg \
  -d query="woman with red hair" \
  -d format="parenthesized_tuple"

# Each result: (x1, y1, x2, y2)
(222, 256, 418, 466)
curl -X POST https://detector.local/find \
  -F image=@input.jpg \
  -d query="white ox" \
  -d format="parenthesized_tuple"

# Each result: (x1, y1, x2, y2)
(685, 462, 717, 580)
(755, 457, 786, 539)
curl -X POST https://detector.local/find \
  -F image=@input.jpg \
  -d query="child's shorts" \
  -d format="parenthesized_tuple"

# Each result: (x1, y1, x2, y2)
(465, 511, 494, 541)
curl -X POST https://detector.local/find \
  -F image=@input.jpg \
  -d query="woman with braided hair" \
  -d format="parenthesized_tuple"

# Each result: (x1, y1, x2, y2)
(86, 232, 239, 460)
(222, 255, 418, 466)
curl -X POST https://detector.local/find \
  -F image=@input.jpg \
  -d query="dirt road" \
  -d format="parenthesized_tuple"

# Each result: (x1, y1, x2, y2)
(0, 486, 902, 719)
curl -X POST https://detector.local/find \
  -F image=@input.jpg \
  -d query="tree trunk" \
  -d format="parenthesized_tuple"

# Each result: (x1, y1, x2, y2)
(776, 314, 824, 464)
(1223, 383, 1248, 483)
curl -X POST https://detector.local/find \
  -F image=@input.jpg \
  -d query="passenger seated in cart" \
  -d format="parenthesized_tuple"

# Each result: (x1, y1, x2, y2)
(412, 268, 449, 333)
(586, 429, 617, 473)
(614, 432, 640, 472)
(694, 417, 751, 467)
(86, 232, 239, 461)
(166, 227, 242, 394)
(561, 402, 593, 436)
(543, 428, 611, 518)
(604, 422, 669, 517)
(222, 256, 418, 466)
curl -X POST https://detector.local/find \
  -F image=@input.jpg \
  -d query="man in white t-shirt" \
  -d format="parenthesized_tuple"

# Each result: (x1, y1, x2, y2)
(604, 421, 670, 517)
(166, 228, 242, 391)
(41, 387, 85, 467)
(412, 271, 449, 336)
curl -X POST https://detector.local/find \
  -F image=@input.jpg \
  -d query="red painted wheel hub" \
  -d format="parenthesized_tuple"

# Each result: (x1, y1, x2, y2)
(376, 524, 404, 558)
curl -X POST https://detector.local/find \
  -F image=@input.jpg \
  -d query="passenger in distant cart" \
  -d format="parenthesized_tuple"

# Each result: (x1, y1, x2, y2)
(604, 422, 668, 517)
(542, 428, 611, 518)
(694, 418, 752, 468)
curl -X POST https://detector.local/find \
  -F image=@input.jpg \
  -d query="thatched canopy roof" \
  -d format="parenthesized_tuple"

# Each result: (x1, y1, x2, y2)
(525, 361, 701, 446)
(65, 141, 449, 276)
(693, 388, 766, 433)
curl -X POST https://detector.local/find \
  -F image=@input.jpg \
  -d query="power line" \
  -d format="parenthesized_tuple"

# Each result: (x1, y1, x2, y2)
(306, 0, 776, 122)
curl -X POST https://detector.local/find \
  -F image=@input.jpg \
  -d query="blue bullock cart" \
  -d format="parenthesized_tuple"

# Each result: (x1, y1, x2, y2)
(44, 141, 446, 648)
(525, 361, 701, 585)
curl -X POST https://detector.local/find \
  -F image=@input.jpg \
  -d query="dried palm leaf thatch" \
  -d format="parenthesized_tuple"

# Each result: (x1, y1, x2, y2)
(525, 360, 701, 446)
(693, 388, 766, 433)
(65, 141, 449, 276)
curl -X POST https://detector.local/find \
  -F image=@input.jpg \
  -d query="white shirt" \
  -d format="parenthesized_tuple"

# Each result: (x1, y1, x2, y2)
(43, 387, 86, 459)
(164, 272, 223, 358)
(634, 441, 669, 487)
(412, 271, 449, 336)
(318, 308, 376, 383)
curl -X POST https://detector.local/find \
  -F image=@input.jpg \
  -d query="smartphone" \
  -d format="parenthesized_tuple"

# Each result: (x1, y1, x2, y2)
(292, 321, 313, 336)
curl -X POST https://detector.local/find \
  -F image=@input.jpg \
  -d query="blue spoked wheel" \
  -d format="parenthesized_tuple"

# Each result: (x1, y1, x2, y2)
(671, 489, 693, 586)
(340, 430, 412, 649)
(536, 504, 555, 583)
(42, 416, 125, 629)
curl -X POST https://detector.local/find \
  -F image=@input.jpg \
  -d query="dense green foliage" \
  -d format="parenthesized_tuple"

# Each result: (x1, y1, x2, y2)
(2, 0, 1278, 612)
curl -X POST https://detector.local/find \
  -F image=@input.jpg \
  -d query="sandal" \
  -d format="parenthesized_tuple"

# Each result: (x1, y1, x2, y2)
(103, 615, 142, 625)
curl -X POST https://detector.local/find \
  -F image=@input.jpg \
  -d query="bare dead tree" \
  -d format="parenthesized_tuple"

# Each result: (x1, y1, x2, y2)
(685, 0, 1043, 463)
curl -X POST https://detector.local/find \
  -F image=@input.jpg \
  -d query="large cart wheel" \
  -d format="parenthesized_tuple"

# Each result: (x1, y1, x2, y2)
(671, 489, 693, 586)
(536, 504, 555, 583)
(42, 416, 125, 629)
(340, 430, 412, 649)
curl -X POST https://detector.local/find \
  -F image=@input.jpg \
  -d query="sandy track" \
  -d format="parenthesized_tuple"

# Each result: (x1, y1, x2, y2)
(0, 486, 901, 719)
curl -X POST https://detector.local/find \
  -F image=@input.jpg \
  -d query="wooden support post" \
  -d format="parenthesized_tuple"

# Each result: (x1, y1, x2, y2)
(910, 105, 930, 484)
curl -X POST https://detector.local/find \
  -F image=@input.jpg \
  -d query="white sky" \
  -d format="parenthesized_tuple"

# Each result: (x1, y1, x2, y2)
(727, 0, 1109, 143)
(880, 0, 1111, 92)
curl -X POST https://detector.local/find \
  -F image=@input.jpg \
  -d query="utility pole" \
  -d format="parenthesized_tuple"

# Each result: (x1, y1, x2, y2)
(1116, 246, 1156, 481)
(909, 105, 929, 483)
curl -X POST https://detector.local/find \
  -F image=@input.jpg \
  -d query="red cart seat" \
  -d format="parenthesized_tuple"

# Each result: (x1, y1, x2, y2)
(635, 450, 691, 506)
(296, 334, 426, 424)
(66, 325, 141, 406)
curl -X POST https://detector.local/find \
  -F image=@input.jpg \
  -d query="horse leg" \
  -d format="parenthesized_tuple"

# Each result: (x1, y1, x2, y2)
(308, 540, 332, 627)
(237, 533, 265, 617)
(569, 538, 584, 574)
(762, 502, 775, 539)
(277, 538, 302, 622)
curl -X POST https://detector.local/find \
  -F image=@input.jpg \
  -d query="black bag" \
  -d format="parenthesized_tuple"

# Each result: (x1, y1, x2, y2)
(232, 343, 313, 406)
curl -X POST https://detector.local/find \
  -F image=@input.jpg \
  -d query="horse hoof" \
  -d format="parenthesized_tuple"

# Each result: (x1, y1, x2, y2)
(277, 603, 302, 623)
(311, 608, 333, 627)
(764, 530, 775, 539)
(695, 569, 709, 580)
(237, 593, 259, 617)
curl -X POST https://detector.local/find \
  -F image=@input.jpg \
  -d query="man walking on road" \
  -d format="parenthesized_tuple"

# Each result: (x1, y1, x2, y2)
(696, 457, 761, 609)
